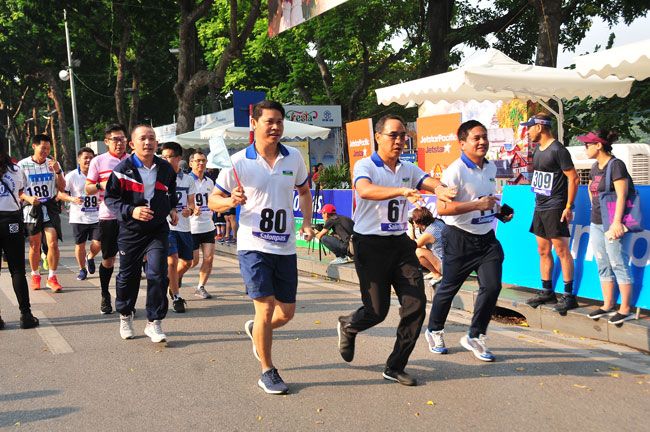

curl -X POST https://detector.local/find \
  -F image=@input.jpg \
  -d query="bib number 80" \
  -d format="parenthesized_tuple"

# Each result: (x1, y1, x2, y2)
(259, 208, 287, 233)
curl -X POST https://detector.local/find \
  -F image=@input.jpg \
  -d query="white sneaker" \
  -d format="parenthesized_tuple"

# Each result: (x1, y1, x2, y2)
(424, 329, 448, 354)
(330, 257, 349, 265)
(460, 334, 495, 362)
(119, 312, 134, 340)
(194, 286, 212, 299)
(429, 275, 443, 287)
(144, 320, 167, 343)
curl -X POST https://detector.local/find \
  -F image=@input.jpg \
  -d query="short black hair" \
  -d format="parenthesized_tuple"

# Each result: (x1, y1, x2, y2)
(374, 114, 405, 134)
(598, 129, 619, 154)
(130, 124, 155, 141)
(252, 100, 285, 119)
(161, 141, 183, 157)
(77, 146, 95, 157)
(32, 134, 51, 145)
(457, 120, 486, 142)
(104, 123, 127, 138)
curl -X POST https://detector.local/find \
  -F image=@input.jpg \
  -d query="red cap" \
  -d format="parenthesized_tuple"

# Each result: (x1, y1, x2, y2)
(576, 132, 606, 144)
(321, 204, 336, 214)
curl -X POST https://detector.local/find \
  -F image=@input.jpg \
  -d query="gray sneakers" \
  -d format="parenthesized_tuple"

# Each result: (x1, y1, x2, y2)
(194, 286, 212, 299)
(144, 320, 167, 343)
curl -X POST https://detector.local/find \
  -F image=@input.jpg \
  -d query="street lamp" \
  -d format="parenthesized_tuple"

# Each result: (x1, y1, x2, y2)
(60, 9, 80, 156)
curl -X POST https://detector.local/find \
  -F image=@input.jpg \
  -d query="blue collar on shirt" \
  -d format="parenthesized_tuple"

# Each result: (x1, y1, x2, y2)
(370, 151, 400, 168)
(245, 142, 289, 160)
(177, 171, 184, 180)
(460, 152, 489, 169)
(131, 153, 145, 168)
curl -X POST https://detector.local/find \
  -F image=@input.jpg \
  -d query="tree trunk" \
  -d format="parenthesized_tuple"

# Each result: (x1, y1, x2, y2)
(422, 0, 454, 76)
(532, 0, 562, 66)
(128, 62, 141, 132)
(44, 71, 75, 170)
(114, 21, 131, 126)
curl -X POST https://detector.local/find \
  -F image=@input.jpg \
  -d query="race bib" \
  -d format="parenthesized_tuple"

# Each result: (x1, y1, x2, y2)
(175, 190, 187, 211)
(252, 208, 290, 243)
(81, 195, 99, 212)
(194, 192, 209, 211)
(531, 170, 554, 196)
(380, 199, 408, 232)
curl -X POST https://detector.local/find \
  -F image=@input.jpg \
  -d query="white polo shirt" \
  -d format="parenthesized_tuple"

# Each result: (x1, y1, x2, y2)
(169, 171, 196, 233)
(0, 167, 24, 212)
(65, 168, 99, 224)
(18, 157, 59, 223)
(189, 173, 215, 234)
(352, 152, 429, 236)
(216, 143, 308, 255)
(441, 153, 498, 235)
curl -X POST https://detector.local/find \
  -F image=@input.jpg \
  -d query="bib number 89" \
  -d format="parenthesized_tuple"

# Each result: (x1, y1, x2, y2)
(259, 208, 287, 233)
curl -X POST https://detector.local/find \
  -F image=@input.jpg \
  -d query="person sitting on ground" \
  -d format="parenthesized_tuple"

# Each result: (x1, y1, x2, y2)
(315, 203, 354, 265)
(409, 206, 444, 287)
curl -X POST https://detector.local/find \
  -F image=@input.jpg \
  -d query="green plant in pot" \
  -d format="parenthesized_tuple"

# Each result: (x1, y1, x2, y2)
(317, 163, 351, 189)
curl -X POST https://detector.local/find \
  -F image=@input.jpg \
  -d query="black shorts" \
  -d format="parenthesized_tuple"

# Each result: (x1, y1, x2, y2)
(72, 223, 101, 245)
(99, 219, 119, 259)
(224, 207, 236, 216)
(25, 219, 59, 237)
(192, 229, 215, 250)
(529, 208, 570, 239)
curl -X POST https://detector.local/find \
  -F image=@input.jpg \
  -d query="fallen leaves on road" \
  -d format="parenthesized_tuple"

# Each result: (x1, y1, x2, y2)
(257, 416, 263, 421)
(427, 400, 435, 406)
(515, 367, 525, 371)
(316, 408, 323, 413)
(608, 366, 620, 371)
(314, 320, 321, 325)
(609, 372, 620, 378)
(573, 384, 592, 390)
(552, 329, 560, 334)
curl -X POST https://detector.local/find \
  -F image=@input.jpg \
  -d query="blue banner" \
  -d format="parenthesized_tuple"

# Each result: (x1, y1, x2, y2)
(293, 189, 354, 219)
(498, 185, 650, 309)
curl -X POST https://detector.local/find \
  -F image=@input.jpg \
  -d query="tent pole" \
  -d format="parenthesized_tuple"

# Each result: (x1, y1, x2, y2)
(536, 98, 565, 143)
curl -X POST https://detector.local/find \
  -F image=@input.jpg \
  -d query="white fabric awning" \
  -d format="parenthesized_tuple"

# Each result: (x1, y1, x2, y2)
(574, 39, 650, 80)
(199, 120, 330, 141)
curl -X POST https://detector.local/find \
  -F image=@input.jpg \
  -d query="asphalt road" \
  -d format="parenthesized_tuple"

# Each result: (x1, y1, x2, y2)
(1, 219, 649, 431)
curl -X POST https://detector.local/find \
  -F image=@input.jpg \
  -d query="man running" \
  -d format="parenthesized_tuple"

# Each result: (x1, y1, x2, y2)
(161, 142, 196, 313)
(210, 100, 314, 395)
(86, 124, 129, 314)
(188, 151, 215, 300)
(18, 134, 66, 292)
(522, 114, 579, 314)
(63, 147, 101, 281)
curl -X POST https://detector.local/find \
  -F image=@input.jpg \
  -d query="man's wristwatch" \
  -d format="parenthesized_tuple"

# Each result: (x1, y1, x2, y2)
(96, 182, 103, 191)
(55, 170, 62, 175)
(566, 203, 575, 210)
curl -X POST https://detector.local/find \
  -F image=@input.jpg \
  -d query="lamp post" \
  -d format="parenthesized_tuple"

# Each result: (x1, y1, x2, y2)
(61, 9, 80, 156)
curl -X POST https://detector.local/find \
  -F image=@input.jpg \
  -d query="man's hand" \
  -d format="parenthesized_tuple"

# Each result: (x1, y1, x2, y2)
(72, 196, 83, 205)
(169, 209, 179, 226)
(476, 195, 498, 212)
(402, 188, 423, 206)
(48, 159, 62, 173)
(31, 196, 41, 206)
(193, 206, 202, 216)
(435, 185, 457, 203)
(300, 224, 315, 241)
(132, 206, 154, 221)
(181, 207, 192, 218)
(230, 185, 247, 207)
(560, 208, 573, 223)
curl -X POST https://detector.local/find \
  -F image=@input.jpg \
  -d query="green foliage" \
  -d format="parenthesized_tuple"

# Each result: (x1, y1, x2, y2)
(319, 163, 350, 190)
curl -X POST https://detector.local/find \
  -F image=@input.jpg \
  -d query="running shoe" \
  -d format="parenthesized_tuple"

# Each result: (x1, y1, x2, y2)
(460, 334, 495, 362)
(244, 319, 260, 361)
(194, 286, 212, 299)
(588, 308, 616, 320)
(119, 312, 135, 340)
(31, 274, 41, 290)
(77, 268, 88, 281)
(382, 368, 417, 386)
(20, 313, 40, 329)
(423, 272, 435, 280)
(608, 312, 635, 325)
(47, 276, 62, 293)
(87, 255, 96, 274)
(337, 319, 355, 362)
(101, 294, 113, 315)
(258, 368, 289, 395)
(554, 294, 579, 314)
(329, 257, 349, 265)
(429, 275, 443, 287)
(41, 252, 49, 271)
(144, 320, 167, 343)
(525, 291, 557, 308)
(172, 296, 187, 313)
(225, 237, 236, 245)
(424, 329, 448, 354)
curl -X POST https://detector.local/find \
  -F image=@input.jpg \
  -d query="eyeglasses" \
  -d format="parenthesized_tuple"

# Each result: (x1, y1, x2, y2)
(193, 159, 207, 164)
(380, 132, 407, 140)
(107, 136, 126, 143)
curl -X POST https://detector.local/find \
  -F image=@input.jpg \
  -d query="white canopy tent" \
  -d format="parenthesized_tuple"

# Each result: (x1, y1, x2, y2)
(574, 39, 650, 80)
(375, 49, 634, 141)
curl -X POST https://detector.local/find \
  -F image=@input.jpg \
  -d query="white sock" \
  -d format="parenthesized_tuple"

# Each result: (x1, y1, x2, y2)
(48, 270, 56, 278)
(31, 270, 40, 276)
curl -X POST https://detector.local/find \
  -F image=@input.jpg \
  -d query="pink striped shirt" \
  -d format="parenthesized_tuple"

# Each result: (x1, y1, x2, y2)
(86, 152, 127, 220)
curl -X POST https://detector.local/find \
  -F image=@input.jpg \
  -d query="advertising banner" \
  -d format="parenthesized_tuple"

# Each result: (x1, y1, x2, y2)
(345, 118, 374, 182)
(290, 140, 310, 169)
(269, 0, 350, 37)
(498, 185, 650, 309)
(284, 105, 342, 128)
(416, 113, 461, 178)
(233, 90, 266, 127)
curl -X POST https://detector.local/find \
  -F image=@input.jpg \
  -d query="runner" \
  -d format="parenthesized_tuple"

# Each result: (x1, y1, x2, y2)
(522, 114, 579, 314)
(210, 100, 314, 395)
(63, 147, 100, 281)
(336, 114, 454, 386)
(104, 125, 178, 342)
(188, 151, 215, 300)
(86, 124, 129, 314)
(425, 120, 513, 361)
(18, 134, 66, 292)
(161, 142, 196, 313)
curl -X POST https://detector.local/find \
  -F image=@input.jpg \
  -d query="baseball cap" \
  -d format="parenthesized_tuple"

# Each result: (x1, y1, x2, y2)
(576, 132, 606, 144)
(321, 204, 336, 214)
(520, 116, 553, 127)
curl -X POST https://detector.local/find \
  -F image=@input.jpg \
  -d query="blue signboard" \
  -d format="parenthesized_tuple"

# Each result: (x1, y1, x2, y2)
(498, 185, 650, 309)
(233, 90, 266, 127)
(293, 189, 354, 219)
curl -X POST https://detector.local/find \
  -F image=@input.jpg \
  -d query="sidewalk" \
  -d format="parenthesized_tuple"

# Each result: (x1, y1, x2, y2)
(216, 242, 650, 353)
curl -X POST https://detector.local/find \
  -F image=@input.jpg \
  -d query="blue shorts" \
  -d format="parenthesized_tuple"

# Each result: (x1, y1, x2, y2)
(169, 230, 194, 261)
(238, 251, 298, 303)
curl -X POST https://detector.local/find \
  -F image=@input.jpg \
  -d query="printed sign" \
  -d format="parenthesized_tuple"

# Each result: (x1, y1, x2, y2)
(284, 105, 342, 128)
(345, 118, 374, 182)
(269, 0, 350, 37)
(416, 113, 461, 178)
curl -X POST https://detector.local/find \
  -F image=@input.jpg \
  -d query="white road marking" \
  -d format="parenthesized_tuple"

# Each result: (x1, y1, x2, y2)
(32, 310, 74, 355)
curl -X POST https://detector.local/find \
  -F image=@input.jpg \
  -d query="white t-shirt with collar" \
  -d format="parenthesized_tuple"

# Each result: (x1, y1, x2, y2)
(352, 152, 429, 236)
(189, 173, 215, 234)
(169, 171, 196, 233)
(216, 143, 308, 255)
(65, 168, 99, 224)
(441, 153, 498, 235)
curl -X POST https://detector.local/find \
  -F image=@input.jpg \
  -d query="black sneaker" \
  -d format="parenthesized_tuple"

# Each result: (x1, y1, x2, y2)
(526, 291, 557, 308)
(608, 312, 635, 325)
(87, 255, 96, 274)
(382, 368, 417, 386)
(337, 319, 355, 362)
(172, 297, 187, 313)
(588, 308, 616, 320)
(101, 295, 113, 315)
(0, 316, 5, 330)
(20, 313, 40, 329)
(554, 294, 579, 314)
